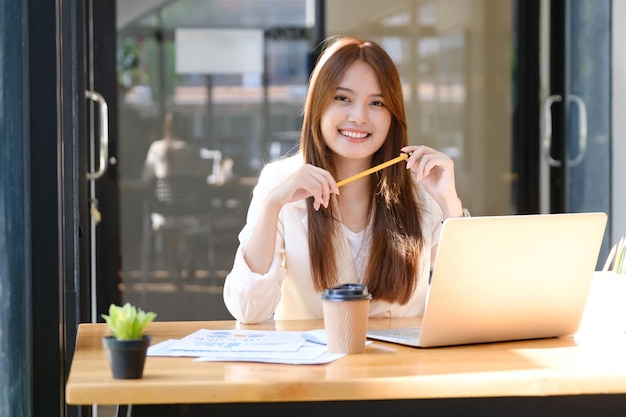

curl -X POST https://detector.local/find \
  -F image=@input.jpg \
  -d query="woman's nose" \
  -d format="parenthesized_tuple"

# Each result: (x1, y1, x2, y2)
(348, 103, 368, 124)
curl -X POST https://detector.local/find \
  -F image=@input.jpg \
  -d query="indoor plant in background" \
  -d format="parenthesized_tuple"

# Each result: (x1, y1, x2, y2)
(101, 302, 157, 379)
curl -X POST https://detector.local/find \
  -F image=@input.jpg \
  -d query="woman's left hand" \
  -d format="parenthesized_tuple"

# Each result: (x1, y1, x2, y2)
(401, 145, 464, 218)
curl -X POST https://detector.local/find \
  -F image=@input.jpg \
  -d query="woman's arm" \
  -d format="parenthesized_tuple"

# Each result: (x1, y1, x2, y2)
(243, 162, 339, 274)
(223, 157, 339, 323)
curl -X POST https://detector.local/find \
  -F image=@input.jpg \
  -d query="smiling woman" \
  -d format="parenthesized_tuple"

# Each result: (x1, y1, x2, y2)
(223, 36, 466, 325)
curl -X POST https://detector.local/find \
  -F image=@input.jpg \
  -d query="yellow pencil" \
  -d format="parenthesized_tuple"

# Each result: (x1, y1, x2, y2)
(336, 153, 409, 188)
(618, 243, 626, 274)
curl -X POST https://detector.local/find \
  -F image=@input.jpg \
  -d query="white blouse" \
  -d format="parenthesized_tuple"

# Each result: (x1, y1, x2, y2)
(222, 155, 444, 324)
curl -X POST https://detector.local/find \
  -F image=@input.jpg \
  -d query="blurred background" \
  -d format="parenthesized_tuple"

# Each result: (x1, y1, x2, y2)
(106, 0, 611, 322)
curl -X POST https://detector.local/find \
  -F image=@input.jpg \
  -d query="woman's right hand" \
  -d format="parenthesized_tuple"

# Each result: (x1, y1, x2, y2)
(267, 164, 340, 211)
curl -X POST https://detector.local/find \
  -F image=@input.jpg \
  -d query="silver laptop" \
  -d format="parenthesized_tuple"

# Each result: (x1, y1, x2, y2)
(366, 212, 607, 348)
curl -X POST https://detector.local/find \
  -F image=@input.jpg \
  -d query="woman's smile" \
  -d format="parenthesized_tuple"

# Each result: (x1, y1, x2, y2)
(339, 128, 370, 142)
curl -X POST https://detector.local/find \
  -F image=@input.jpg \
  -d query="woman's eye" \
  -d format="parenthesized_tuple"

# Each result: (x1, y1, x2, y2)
(371, 100, 385, 107)
(334, 95, 350, 102)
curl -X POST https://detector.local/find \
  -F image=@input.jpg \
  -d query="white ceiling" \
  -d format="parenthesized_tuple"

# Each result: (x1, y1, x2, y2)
(117, 0, 172, 30)
(116, 0, 311, 31)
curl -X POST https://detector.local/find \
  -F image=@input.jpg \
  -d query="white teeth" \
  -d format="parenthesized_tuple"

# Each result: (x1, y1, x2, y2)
(340, 130, 368, 139)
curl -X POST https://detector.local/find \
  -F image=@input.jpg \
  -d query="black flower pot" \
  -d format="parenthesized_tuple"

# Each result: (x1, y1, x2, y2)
(102, 335, 152, 379)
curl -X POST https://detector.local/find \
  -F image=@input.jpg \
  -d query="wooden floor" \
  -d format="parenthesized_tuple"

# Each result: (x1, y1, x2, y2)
(120, 229, 238, 322)
(121, 269, 233, 322)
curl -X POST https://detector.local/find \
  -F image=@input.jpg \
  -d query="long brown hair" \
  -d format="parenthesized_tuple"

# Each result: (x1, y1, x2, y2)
(301, 36, 424, 304)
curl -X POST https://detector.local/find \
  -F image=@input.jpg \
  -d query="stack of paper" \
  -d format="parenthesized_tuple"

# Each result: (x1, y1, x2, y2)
(147, 328, 346, 365)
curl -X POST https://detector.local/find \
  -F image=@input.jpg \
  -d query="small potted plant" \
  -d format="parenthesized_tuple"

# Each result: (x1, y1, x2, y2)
(101, 302, 157, 379)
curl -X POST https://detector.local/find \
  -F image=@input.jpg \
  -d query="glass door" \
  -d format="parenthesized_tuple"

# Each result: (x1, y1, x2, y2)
(115, 0, 313, 321)
(85, 0, 122, 321)
(541, 0, 611, 258)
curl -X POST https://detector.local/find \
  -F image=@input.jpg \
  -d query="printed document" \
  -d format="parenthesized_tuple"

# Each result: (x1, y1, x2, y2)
(147, 328, 345, 365)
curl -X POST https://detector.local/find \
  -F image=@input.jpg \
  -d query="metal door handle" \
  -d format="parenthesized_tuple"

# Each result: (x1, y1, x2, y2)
(542, 94, 562, 167)
(542, 94, 588, 168)
(567, 94, 587, 166)
(85, 90, 109, 180)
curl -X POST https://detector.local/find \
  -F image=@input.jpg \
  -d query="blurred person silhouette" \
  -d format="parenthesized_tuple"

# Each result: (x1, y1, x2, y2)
(141, 110, 213, 285)
(142, 111, 209, 181)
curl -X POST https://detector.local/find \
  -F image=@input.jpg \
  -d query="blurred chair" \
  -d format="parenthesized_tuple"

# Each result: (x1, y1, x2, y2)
(141, 176, 216, 290)
(199, 148, 223, 184)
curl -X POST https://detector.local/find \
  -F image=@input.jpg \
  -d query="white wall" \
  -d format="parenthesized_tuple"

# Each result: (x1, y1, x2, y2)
(612, 0, 626, 242)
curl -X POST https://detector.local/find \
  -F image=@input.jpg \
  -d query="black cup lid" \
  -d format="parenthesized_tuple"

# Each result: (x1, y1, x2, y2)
(321, 283, 372, 301)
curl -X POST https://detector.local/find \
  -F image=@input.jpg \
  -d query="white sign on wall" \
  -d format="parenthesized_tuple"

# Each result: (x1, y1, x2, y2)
(175, 29, 264, 74)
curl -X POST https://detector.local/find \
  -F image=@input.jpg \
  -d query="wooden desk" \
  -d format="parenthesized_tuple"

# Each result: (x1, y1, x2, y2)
(66, 273, 626, 415)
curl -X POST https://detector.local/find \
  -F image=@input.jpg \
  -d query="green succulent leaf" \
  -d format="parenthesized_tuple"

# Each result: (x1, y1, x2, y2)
(101, 303, 157, 340)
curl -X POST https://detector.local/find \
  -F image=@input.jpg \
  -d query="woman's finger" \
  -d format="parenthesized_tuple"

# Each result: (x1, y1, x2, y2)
(283, 164, 338, 210)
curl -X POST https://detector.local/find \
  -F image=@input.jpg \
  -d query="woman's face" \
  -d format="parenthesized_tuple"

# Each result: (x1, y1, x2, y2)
(320, 61, 392, 163)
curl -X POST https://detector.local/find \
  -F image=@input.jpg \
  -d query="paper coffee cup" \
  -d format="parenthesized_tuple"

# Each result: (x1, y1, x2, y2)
(322, 283, 372, 354)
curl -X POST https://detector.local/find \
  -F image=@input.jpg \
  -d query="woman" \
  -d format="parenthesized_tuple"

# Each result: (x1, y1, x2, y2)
(142, 111, 207, 180)
(223, 36, 467, 324)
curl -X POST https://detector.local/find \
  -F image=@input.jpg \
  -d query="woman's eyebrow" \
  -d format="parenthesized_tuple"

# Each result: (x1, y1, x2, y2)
(336, 86, 384, 98)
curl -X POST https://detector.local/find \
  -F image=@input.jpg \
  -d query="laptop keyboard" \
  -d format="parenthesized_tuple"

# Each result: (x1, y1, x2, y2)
(385, 328, 422, 339)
